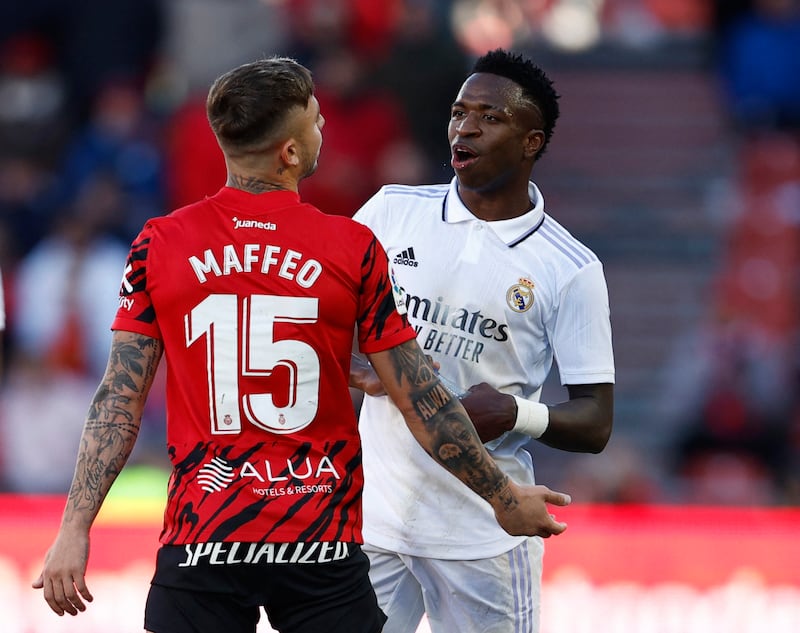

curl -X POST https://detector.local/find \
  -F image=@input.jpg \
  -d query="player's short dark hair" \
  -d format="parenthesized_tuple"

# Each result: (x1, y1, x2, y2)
(206, 56, 314, 154)
(472, 49, 560, 159)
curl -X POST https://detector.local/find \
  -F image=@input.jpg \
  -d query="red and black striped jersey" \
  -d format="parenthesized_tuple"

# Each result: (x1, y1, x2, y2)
(112, 187, 415, 545)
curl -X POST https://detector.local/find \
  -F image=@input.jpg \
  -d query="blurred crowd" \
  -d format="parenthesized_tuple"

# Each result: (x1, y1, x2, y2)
(659, 0, 800, 506)
(0, 0, 799, 506)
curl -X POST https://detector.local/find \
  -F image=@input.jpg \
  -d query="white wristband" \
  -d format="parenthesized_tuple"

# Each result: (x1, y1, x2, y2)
(512, 396, 549, 439)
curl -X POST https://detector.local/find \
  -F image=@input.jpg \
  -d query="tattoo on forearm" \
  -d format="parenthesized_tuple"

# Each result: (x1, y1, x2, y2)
(414, 381, 451, 422)
(388, 340, 438, 387)
(67, 335, 162, 517)
(388, 342, 515, 507)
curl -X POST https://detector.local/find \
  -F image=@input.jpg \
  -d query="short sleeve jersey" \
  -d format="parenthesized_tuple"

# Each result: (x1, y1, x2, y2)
(112, 187, 416, 546)
(353, 179, 615, 558)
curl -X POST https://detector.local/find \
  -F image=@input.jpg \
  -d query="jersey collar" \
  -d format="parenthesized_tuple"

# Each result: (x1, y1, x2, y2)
(443, 177, 546, 247)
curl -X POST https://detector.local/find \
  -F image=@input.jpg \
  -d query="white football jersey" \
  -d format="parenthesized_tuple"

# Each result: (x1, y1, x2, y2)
(353, 178, 615, 559)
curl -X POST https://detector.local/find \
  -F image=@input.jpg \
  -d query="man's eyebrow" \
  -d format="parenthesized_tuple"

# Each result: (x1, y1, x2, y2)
(451, 100, 505, 111)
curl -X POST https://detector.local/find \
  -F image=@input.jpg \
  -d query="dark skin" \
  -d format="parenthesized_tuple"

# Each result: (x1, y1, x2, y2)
(351, 71, 614, 453)
(448, 72, 545, 221)
(350, 362, 612, 451)
(459, 382, 613, 452)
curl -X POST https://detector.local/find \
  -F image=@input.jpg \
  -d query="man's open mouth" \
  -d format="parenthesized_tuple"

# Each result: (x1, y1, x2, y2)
(451, 145, 478, 168)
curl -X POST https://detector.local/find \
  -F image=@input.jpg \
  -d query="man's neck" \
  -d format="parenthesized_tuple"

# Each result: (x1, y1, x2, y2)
(227, 172, 295, 194)
(457, 186, 533, 222)
(225, 154, 299, 193)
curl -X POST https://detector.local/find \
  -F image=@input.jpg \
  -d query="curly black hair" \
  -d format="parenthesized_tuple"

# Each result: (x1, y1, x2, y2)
(472, 49, 560, 159)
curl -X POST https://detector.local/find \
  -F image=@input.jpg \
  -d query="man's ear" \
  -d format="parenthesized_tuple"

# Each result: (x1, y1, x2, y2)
(524, 130, 545, 160)
(280, 138, 301, 167)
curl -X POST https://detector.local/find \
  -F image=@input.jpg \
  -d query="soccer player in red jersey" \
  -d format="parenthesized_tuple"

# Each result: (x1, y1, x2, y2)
(32, 57, 571, 633)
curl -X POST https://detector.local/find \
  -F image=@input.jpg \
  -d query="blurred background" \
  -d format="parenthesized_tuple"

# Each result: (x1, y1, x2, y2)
(2, 0, 800, 508)
(1, 1, 800, 631)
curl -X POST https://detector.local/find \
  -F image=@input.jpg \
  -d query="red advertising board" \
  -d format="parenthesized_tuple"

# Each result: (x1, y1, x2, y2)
(2, 495, 798, 633)
(543, 503, 800, 586)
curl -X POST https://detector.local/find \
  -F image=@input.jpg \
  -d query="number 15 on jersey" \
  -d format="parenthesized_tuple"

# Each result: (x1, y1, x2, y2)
(185, 294, 321, 436)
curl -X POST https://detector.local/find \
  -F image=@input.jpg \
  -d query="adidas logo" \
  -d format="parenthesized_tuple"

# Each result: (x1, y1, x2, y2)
(393, 247, 419, 268)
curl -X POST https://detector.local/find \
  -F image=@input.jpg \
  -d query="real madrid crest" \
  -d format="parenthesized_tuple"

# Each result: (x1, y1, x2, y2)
(506, 277, 535, 312)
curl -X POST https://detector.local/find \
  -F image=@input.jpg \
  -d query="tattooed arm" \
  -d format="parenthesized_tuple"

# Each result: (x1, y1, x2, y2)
(33, 330, 163, 616)
(366, 339, 571, 538)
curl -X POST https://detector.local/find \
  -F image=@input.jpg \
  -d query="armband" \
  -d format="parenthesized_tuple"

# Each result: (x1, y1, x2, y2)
(512, 396, 549, 439)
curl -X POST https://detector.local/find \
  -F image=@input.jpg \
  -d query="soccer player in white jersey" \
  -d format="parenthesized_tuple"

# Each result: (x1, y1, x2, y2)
(351, 49, 615, 633)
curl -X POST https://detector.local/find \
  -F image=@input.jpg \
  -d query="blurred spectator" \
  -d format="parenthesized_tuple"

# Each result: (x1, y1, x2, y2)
(0, 0, 163, 123)
(162, 95, 227, 211)
(0, 363, 97, 492)
(710, 133, 800, 339)
(557, 438, 665, 504)
(661, 133, 800, 505)
(0, 155, 55, 263)
(284, 2, 428, 215)
(0, 34, 65, 259)
(714, 0, 800, 130)
(669, 318, 791, 505)
(0, 33, 68, 159)
(679, 451, 777, 505)
(687, 0, 800, 502)
(0, 172, 134, 492)
(158, 0, 290, 99)
(11, 173, 130, 380)
(369, 0, 469, 181)
(298, 46, 427, 216)
(449, 0, 527, 55)
(286, 0, 404, 63)
(157, 0, 291, 211)
(641, 0, 711, 34)
(52, 78, 166, 241)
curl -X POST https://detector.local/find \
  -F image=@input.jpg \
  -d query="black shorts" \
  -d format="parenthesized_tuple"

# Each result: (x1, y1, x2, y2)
(144, 542, 386, 633)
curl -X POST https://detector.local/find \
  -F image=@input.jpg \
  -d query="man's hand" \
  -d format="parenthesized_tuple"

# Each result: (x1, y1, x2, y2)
(32, 528, 93, 616)
(492, 482, 570, 538)
(350, 354, 441, 398)
(349, 354, 386, 396)
(460, 382, 517, 443)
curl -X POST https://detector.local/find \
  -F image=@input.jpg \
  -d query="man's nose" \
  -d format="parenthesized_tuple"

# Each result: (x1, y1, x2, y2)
(457, 112, 481, 135)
